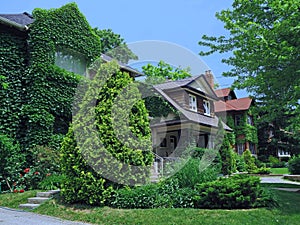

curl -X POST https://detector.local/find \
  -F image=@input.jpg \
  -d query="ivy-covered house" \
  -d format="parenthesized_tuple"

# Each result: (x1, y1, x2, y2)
(1, 5, 132, 151)
(0, 4, 145, 152)
(214, 88, 258, 156)
(150, 72, 232, 158)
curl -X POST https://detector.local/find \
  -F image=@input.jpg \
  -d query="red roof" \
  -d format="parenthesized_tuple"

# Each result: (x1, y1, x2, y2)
(215, 88, 231, 98)
(215, 97, 253, 113)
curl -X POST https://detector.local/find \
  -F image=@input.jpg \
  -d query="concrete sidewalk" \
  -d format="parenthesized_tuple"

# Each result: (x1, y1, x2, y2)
(0, 207, 93, 225)
(260, 175, 300, 185)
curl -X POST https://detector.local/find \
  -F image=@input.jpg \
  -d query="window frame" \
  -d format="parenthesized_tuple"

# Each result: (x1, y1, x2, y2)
(55, 48, 87, 76)
(189, 94, 197, 112)
(237, 143, 245, 155)
(235, 114, 242, 126)
(203, 99, 211, 116)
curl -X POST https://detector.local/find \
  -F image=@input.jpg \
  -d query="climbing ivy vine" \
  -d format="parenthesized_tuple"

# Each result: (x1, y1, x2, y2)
(0, 3, 103, 150)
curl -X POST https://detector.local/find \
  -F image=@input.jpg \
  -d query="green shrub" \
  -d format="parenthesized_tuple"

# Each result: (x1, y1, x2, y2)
(60, 127, 115, 206)
(288, 155, 300, 174)
(251, 167, 271, 174)
(243, 149, 257, 172)
(165, 158, 221, 189)
(38, 174, 66, 190)
(170, 187, 198, 208)
(109, 184, 162, 209)
(29, 145, 61, 175)
(0, 134, 25, 192)
(269, 155, 286, 168)
(109, 179, 197, 209)
(194, 174, 275, 209)
(233, 153, 246, 172)
(60, 62, 153, 205)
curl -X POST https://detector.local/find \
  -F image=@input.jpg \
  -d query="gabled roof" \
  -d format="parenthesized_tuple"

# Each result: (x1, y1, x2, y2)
(153, 78, 232, 131)
(154, 75, 219, 100)
(100, 54, 143, 77)
(215, 97, 253, 113)
(215, 88, 231, 98)
(0, 12, 34, 31)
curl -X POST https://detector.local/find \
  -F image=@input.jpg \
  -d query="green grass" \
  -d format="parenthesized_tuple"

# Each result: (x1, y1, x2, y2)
(1, 188, 300, 225)
(270, 167, 289, 175)
(0, 190, 37, 209)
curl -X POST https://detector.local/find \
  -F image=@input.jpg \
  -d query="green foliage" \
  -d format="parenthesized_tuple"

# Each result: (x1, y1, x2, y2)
(28, 145, 61, 175)
(109, 179, 197, 209)
(0, 134, 25, 192)
(199, 0, 300, 142)
(93, 28, 138, 64)
(0, 3, 102, 150)
(142, 60, 191, 85)
(216, 119, 236, 175)
(268, 155, 286, 168)
(251, 167, 271, 175)
(60, 127, 115, 206)
(60, 61, 153, 205)
(288, 155, 300, 174)
(38, 174, 66, 190)
(195, 175, 276, 209)
(165, 147, 221, 189)
(243, 149, 257, 172)
(233, 153, 246, 172)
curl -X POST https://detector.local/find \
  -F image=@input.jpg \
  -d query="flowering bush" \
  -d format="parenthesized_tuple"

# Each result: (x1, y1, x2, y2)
(0, 134, 26, 192)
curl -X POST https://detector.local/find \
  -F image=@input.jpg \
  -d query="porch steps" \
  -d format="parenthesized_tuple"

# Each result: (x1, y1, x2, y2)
(150, 165, 160, 183)
(19, 190, 60, 209)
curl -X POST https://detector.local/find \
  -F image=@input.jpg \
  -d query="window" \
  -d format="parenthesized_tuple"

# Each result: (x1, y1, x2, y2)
(189, 94, 197, 112)
(160, 138, 167, 147)
(247, 115, 253, 125)
(55, 49, 87, 76)
(249, 142, 256, 154)
(278, 149, 290, 157)
(235, 115, 242, 126)
(203, 100, 211, 116)
(237, 143, 245, 155)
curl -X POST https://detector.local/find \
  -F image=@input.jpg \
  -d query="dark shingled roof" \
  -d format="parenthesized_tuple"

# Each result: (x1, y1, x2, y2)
(153, 79, 232, 131)
(0, 12, 34, 30)
(100, 54, 143, 77)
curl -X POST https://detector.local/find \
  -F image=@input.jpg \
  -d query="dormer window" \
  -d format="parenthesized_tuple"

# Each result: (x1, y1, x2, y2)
(189, 94, 197, 112)
(203, 100, 211, 116)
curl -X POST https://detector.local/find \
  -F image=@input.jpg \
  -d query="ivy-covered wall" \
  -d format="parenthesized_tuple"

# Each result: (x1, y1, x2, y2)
(231, 107, 258, 146)
(0, 3, 102, 150)
(0, 26, 28, 141)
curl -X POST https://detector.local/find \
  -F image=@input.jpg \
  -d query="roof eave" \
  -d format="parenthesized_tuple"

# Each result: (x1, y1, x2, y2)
(0, 16, 29, 31)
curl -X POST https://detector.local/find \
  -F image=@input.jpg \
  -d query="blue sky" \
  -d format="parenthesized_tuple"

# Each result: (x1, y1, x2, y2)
(1, 0, 246, 97)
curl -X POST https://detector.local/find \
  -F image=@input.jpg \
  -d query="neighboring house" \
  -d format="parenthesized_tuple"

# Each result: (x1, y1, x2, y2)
(214, 88, 258, 156)
(150, 72, 231, 159)
(258, 121, 293, 160)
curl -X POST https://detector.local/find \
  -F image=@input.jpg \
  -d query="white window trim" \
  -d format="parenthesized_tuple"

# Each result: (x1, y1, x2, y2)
(189, 94, 197, 112)
(203, 100, 211, 116)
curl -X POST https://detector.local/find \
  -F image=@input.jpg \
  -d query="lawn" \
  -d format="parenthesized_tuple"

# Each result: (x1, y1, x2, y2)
(270, 167, 289, 175)
(1, 188, 300, 225)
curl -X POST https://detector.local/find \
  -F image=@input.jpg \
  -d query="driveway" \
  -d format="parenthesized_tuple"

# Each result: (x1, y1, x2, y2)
(0, 207, 93, 225)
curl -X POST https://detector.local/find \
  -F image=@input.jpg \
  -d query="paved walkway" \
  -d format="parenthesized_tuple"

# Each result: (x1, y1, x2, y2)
(260, 175, 300, 185)
(0, 207, 93, 225)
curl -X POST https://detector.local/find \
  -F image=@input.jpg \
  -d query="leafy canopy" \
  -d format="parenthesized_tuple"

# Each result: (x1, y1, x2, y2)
(199, 0, 300, 132)
(93, 28, 138, 64)
(142, 60, 191, 85)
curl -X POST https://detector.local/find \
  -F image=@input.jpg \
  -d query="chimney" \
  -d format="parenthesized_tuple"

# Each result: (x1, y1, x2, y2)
(205, 70, 214, 89)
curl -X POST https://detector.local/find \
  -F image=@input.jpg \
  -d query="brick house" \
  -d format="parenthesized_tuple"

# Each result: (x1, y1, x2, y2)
(214, 88, 258, 156)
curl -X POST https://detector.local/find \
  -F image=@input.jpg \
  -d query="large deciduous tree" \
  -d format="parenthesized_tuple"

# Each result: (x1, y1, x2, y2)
(199, 0, 300, 134)
(94, 28, 138, 64)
